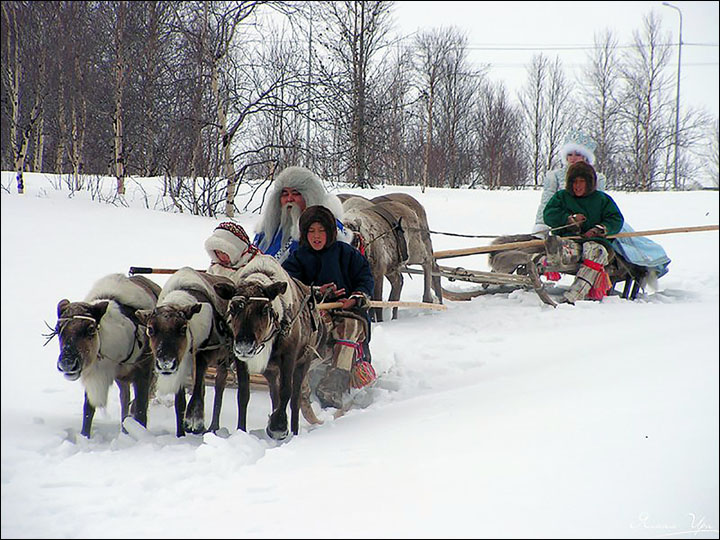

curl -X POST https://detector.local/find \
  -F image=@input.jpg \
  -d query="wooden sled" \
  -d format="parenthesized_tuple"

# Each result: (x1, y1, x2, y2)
(403, 263, 558, 306)
(405, 247, 652, 308)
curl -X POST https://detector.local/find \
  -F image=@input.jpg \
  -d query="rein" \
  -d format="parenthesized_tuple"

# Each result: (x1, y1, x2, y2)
(278, 288, 315, 338)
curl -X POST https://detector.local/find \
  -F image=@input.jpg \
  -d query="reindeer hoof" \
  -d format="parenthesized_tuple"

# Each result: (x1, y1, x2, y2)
(266, 425, 289, 440)
(183, 417, 206, 434)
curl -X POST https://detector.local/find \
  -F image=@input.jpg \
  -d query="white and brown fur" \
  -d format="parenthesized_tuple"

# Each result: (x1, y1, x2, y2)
(54, 274, 160, 438)
(214, 255, 329, 440)
(255, 166, 353, 253)
(136, 267, 233, 437)
(488, 234, 546, 275)
(341, 193, 442, 321)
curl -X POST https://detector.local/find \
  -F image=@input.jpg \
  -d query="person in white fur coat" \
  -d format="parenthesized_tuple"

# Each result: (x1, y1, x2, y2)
(253, 166, 353, 264)
(533, 130, 607, 236)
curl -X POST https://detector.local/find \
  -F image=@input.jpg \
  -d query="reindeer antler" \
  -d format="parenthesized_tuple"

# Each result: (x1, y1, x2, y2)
(41, 320, 58, 347)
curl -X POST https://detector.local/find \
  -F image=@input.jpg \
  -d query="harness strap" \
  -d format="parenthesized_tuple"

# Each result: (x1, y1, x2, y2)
(58, 315, 96, 323)
(184, 288, 231, 351)
(370, 205, 409, 262)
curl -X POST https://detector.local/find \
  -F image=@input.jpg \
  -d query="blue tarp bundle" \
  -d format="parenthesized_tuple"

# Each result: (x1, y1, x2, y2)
(611, 223, 671, 278)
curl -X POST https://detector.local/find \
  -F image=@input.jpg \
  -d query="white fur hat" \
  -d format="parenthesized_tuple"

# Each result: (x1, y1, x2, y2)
(560, 129, 596, 166)
(254, 166, 347, 251)
(204, 222, 257, 269)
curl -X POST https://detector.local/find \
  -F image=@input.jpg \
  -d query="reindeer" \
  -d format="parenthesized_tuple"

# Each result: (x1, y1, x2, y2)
(371, 193, 443, 306)
(214, 255, 329, 440)
(136, 267, 233, 437)
(341, 194, 441, 321)
(51, 274, 160, 438)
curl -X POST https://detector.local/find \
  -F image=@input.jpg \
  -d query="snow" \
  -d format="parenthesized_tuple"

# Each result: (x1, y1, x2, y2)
(1, 172, 718, 539)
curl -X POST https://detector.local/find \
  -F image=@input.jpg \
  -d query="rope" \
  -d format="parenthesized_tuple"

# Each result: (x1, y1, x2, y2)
(398, 221, 577, 241)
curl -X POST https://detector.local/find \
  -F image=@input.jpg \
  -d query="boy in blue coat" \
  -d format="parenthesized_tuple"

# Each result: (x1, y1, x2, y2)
(283, 205, 375, 409)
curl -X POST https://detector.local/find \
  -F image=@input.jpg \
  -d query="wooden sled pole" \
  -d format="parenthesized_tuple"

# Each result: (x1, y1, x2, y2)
(128, 266, 206, 275)
(433, 224, 719, 260)
(317, 300, 447, 311)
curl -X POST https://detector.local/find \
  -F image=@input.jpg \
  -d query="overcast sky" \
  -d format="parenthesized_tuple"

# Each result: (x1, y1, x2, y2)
(388, 1, 719, 117)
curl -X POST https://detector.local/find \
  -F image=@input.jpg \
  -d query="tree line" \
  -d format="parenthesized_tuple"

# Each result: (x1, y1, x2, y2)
(2, 1, 718, 217)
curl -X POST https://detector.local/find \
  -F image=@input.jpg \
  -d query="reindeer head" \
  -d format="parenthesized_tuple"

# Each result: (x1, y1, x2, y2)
(136, 304, 202, 375)
(54, 299, 108, 381)
(214, 280, 287, 362)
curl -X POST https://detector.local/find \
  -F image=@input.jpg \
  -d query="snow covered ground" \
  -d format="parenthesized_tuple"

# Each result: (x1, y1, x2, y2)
(1, 172, 718, 538)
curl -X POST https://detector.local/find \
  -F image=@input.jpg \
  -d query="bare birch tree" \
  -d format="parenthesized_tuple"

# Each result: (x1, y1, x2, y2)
(314, 0, 392, 187)
(472, 81, 526, 189)
(579, 30, 623, 187)
(435, 28, 483, 188)
(113, 0, 128, 194)
(544, 56, 574, 172)
(618, 12, 673, 190)
(518, 54, 549, 187)
(413, 27, 455, 192)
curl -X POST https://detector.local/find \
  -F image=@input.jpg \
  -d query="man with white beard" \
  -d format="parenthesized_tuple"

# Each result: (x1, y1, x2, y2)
(253, 166, 353, 263)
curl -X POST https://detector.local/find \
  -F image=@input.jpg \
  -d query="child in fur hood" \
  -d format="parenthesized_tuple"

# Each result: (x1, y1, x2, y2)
(204, 222, 261, 278)
(543, 161, 624, 304)
(282, 205, 375, 409)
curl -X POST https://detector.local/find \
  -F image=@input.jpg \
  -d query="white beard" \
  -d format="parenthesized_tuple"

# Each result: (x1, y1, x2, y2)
(280, 203, 302, 246)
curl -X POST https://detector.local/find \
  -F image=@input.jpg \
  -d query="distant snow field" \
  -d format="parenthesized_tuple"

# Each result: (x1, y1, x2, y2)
(1, 172, 718, 539)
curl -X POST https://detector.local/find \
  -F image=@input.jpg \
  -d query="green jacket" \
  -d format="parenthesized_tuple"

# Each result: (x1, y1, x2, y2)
(544, 190, 624, 249)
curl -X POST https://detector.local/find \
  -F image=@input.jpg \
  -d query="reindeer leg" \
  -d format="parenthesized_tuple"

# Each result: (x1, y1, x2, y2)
(387, 271, 404, 320)
(184, 353, 207, 434)
(431, 256, 443, 304)
(266, 362, 291, 440)
(373, 271, 384, 322)
(174, 388, 187, 437)
(300, 366, 323, 426)
(264, 365, 280, 410)
(422, 261, 435, 305)
(131, 360, 152, 429)
(81, 393, 96, 438)
(236, 360, 250, 432)
(290, 362, 306, 435)
(117, 380, 131, 433)
(209, 353, 228, 432)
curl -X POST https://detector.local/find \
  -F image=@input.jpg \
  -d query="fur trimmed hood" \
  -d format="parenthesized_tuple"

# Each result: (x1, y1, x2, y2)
(565, 161, 598, 196)
(204, 222, 258, 270)
(254, 166, 349, 251)
(299, 205, 338, 249)
(559, 129, 596, 166)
